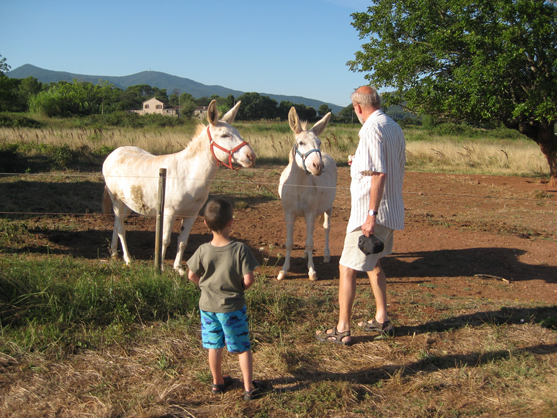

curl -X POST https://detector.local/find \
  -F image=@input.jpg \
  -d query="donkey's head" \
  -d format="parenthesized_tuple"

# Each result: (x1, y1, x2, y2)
(288, 107, 331, 176)
(207, 100, 256, 169)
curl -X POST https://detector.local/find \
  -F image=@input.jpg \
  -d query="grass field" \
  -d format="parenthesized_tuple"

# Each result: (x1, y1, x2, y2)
(1, 116, 556, 417)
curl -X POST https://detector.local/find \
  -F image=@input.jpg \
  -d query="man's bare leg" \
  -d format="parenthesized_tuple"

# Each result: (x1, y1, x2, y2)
(315, 263, 356, 344)
(338, 263, 358, 333)
(359, 260, 389, 326)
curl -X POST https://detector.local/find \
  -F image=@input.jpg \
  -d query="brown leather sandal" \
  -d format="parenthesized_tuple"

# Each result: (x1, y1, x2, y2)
(315, 327, 352, 346)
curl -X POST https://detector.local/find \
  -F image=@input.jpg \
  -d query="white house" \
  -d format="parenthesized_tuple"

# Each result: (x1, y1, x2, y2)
(131, 97, 179, 117)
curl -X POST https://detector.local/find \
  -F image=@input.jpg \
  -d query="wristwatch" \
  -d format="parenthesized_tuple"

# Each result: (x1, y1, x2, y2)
(368, 209, 378, 216)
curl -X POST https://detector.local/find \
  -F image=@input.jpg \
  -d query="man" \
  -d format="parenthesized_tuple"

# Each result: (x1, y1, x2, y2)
(316, 86, 406, 346)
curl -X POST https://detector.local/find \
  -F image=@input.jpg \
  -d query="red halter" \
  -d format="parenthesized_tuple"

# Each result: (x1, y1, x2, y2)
(207, 126, 250, 170)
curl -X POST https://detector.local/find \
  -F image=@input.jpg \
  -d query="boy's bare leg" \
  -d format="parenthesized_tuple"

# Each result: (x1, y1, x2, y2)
(238, 349, 253, 391)
(208, 347, 224, 385)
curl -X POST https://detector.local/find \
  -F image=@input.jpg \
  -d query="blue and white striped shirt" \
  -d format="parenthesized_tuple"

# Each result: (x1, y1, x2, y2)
(347, 109, 406, 232)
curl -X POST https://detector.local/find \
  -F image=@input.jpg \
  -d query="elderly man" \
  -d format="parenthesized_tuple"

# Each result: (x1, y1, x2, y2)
(316, 86, 406, 346)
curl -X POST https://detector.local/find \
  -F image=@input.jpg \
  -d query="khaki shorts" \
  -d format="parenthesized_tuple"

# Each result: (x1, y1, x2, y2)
(339, 224, 394, 272)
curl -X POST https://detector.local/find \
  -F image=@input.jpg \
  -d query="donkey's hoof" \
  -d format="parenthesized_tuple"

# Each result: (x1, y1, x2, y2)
(309, 272, 318, 281)
(323, 256, 331, 263)
(277, 270, 286, 281)
(175, 267, 186, 276)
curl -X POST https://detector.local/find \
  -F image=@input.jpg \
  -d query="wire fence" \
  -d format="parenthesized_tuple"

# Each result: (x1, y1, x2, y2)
(1, 169, 554, 220)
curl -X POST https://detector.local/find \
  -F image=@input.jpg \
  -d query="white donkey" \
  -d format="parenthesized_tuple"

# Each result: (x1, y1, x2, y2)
(277, 107, 337, 281)
(102, 100, 256, 275)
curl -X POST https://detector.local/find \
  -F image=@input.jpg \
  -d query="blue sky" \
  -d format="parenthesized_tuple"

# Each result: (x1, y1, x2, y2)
(0, 0, 372, 107)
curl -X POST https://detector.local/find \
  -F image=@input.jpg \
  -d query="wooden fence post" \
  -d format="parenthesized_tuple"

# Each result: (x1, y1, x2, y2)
(154, 168, 167, 272)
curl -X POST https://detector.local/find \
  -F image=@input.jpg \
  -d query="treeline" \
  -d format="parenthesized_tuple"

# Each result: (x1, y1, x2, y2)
(0, 74, 362, 123)
(0, 55, 420, 124)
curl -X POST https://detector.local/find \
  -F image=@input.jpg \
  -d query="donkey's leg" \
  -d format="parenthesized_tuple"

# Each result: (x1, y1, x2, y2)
(277, 212, 296, 281)
(305, 214, 317, 281)
(173, 215, 197, 276)
(323, 208, 332, 263)
(112, 201, 133, 264)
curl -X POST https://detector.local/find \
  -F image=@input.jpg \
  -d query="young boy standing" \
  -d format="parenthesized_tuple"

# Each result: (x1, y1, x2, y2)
(187, 198, 261, 401)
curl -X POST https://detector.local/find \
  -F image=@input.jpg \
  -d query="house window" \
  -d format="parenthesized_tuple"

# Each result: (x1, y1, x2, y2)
(145, 104, 149, 109)
(156, 105, 162, 109)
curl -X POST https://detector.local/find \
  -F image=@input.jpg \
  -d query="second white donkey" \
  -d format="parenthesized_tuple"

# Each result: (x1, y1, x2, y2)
(277, 107, 337, 281)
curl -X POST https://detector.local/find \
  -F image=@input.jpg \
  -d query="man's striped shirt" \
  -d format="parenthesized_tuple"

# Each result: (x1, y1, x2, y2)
(347, 109, 406, 232)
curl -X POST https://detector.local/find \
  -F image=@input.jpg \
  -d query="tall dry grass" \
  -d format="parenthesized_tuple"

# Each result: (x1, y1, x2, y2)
(406, 139, 548, 177)
(0, 122, 550, 178)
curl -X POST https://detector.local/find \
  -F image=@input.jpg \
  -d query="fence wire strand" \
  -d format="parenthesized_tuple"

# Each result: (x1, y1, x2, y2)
(0, 171, 553, 219)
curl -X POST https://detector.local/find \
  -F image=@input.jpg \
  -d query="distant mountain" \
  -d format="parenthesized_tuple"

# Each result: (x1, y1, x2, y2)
(7, 64, 344, 114)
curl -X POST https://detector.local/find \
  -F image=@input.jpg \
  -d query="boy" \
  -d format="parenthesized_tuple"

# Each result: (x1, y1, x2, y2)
(187, 198, 261, 401)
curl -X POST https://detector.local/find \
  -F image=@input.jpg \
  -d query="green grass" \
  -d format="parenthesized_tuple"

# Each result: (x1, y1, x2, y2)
(0, 256, 200, 352)
(0, 254, 555, 417)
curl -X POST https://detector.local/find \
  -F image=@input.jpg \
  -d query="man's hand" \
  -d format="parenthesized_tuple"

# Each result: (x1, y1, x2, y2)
(361, 214, 376, 237)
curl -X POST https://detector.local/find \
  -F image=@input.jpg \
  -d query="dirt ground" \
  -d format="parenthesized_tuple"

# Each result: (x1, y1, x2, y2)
(12, 166, 557, 311)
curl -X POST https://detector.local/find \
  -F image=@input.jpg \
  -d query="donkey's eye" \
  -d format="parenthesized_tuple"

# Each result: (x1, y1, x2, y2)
(299, 141, 306, 146)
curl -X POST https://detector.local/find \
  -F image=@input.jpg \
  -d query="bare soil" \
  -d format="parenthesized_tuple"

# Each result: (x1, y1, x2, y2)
(10, 167, 557, 309)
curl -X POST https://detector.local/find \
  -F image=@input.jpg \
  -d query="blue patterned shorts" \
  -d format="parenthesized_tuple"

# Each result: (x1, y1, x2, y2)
(200, 306, 251, 353)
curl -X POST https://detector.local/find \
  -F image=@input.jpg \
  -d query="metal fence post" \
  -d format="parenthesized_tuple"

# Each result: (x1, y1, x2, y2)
(154, 168, 167, 272)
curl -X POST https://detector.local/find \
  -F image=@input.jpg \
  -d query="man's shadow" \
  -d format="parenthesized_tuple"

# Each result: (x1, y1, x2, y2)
(383, 247, 556, 284)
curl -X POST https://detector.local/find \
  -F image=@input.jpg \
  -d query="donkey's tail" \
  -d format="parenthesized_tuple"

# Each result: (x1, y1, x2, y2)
(103, 186, 113, 215)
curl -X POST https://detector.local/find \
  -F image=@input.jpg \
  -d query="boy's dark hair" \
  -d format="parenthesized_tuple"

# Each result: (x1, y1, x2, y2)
(204, 198, 233, 232)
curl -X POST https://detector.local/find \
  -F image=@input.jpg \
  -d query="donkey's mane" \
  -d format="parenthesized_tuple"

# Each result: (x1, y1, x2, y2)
(185, 124, 209, 155)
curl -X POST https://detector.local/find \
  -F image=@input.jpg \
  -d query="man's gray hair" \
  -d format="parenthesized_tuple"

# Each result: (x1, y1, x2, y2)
(351, 87, 381, 109)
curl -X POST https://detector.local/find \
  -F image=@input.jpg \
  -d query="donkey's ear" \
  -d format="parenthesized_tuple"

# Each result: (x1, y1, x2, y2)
(289, 144, 296, 164)
(288, 107, 303, 134)
(311, 112, 331, 136)
(221, 100, 241, 124)
(207, 100, 219, 126)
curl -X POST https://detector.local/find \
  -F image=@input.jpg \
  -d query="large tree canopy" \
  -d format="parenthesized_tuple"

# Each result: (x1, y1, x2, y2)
(349, 0, 557, 184)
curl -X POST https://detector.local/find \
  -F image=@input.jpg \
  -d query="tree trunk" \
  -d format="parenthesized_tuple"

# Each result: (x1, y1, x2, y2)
(537, 125, 557, 188)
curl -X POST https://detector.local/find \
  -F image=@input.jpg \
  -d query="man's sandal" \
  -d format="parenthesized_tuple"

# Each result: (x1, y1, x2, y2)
(315, 327, 352, 346)
(211, 375, 234, 395)
(358, 319, 394, 338)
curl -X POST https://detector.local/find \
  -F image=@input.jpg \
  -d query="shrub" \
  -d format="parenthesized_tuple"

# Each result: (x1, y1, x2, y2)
(0, 113, 44, 128)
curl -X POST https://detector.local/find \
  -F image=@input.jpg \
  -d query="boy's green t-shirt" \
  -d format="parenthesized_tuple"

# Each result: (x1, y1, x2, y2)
(187, 241, 259, 313)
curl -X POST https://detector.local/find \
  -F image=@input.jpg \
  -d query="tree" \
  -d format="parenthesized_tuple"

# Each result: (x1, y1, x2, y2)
(16, 76, 44, 111)
(318, 104, 332, 118)
(349, 0, 557, 184)
(0, 54, 9, 75)
(0, 76, 19, 112)
(0, 54, 19, 112)
(236, 92, 279, 120)
(29, 80, 119, 117)
(293, 103, 317, 122)
(278, 100, 295, 121)
(336, 104, 357, 124)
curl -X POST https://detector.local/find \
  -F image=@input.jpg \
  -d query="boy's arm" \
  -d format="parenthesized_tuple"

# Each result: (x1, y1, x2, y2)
(243, 272, 255, 290)
(188, 269, 201, 285)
